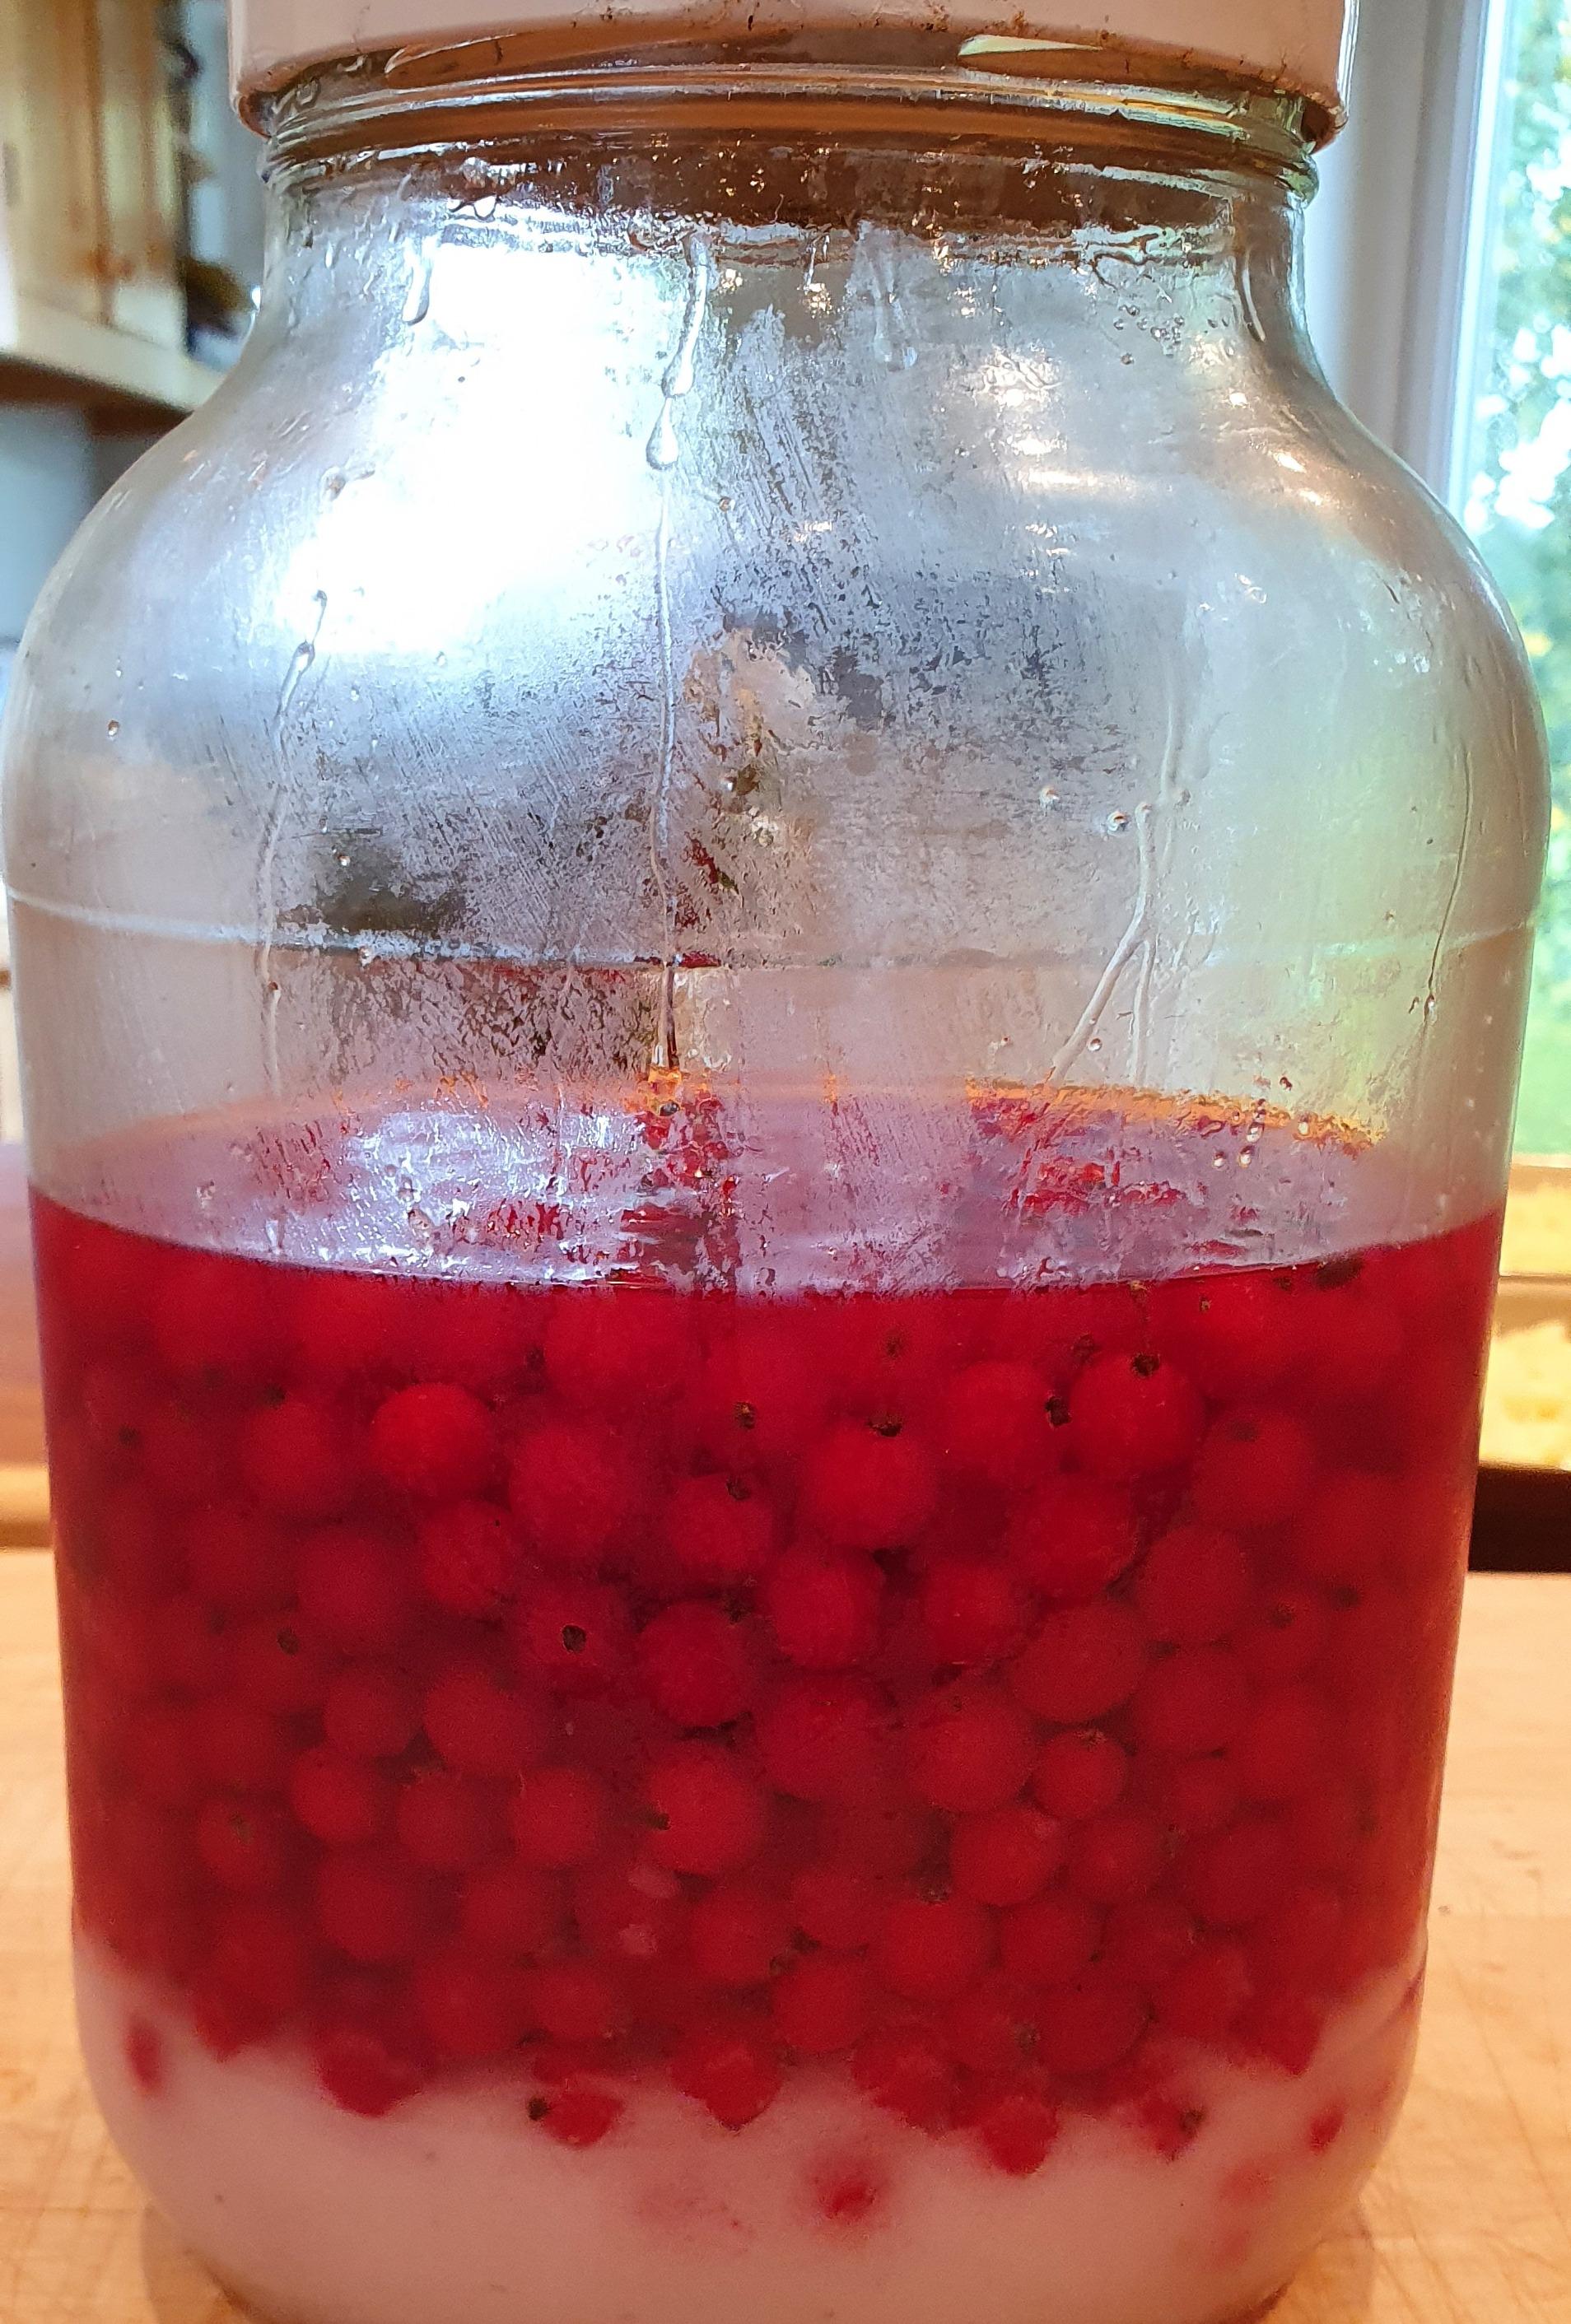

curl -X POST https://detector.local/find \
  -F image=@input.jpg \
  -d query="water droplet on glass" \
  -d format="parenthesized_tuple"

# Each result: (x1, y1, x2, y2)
(105, 720, 119, 738)
(1237, 1148, 1253, 1168)
(646, 407, 680, 471)
(1038, 786, 1061, 808)
(1106, 810, 1130, 834)
(1087, 1036, 1102, 1054)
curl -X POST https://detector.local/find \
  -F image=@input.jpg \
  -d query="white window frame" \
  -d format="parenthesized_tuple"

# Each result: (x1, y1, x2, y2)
(1304, 0, 1512, 509)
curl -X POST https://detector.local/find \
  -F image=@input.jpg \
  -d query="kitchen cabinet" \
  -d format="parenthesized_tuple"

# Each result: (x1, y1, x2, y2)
(0, 0, 218, 420)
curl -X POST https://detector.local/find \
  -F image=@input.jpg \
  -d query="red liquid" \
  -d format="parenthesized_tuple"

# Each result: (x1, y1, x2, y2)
(34, 1119, 1499, 2188)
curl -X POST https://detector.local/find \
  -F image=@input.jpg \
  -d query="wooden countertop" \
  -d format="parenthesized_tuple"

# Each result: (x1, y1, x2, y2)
(0, 1555, 1568, 2322)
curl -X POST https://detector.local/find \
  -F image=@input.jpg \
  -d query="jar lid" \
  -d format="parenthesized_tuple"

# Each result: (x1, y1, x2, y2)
(230, 0, 1354, 132)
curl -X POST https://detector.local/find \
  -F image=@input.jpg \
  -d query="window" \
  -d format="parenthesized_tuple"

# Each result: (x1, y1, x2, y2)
(1454, 0, 1571, 1157)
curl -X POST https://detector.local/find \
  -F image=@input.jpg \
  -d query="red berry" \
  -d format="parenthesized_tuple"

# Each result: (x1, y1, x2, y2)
(646, 1744, 766, 1875)
(1249, 1879, 1344, 1987)
(459, 1860, 560, 1954)
(1101, 1894, 1196, 1987)
(906, 1685, 1035, 1814)
(1036, 1968, 1148, 2075)
(190, 1981, 277, 2058)
(764, 1546, 883, 1671)
(1229, 1683, 1334, 1802)
(508, 1416, 639, 1571)
(851, 2028, 954, 2131)
(542, 1290, 689, 1408)
(999, 1892, 1100, 1986)
(689, 1884, 790, 1987)
(1135, 1751, 1242, 1838)
(1031, 1728, 1129, 1822)
(409, 1281, 542, 1394)
(417, 1500, 523, 1618)
(1238, 1988, 1323, 2075)
(1010, 1601, 1146, 1724)
(368, 1383, 499, 1501)
(511, 1577, 631, 1698)
(798, 1421, 937, 1553)
(637, 1600, 756, 1728)
(509, 1765, 608, 1869)
(1154, 1940, 1253, 2038)
(1148, 1271, 1296, 1398)
(873, 1893, 993, 2004)
(424, 1661, 550, 1779)
(1130, 1647, 1252, 1756)
(694, 1341, 826, 1471)
(973, 2086, 1060, 2175)
(152, 1249, 283, 1387)
(1004, 1475, 1140, 1605)
(672, 2021, 783, 2126)
(1234, 1586, 1332, 1685)
(916, 1558, 1027, 1667)
(1177, 1816, 1291, 1927)
(534, 2083, 624, 2146)
(756, 1677, 889, 1805)
(124, 2015, 165, 2096)
(240, 1394, 357, 1521)
(951, 1806, 1065, 1907)
(664, 1472, 778, 1586)
(945, 1973, 1041, 2072)
(1065, 1806, 1166, 1905)
(812, 2157, 888, 2228)
(323, 1662, 419, 1759)
(395, 1770, 502, 1870)
(315, 1849, 426, 1963)
(210, 1897, 310, 2014)
(523, 1959, 627, 2045)
(1132, 1525, 1252, 1645)
(790, 1863, 885, 1952)
(1189, 1409, 1316, 1530)
(1069, 1352, 1203, 1479)
(772, 1954, 874, 2053)
(413, 1944, 528, 2060)
(1295, 1278, 1404, 1405)
(313, 2022, 427, 2117)
(289, 1746, 391, 1846)
(936, 1360, 1060, 1487)
(296, 1524, 413, 1656)
(195, 1798, 296, 1892)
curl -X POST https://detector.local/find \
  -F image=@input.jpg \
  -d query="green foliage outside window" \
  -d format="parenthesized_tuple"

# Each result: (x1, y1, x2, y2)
(1461, 0, 1571, 1152)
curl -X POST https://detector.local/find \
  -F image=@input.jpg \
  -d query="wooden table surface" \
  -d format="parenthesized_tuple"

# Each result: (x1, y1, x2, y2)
(0, 1555, 1568, 2323)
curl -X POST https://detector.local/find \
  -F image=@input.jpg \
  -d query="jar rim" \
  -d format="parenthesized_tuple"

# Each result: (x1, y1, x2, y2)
(255, 40, 1317, 183)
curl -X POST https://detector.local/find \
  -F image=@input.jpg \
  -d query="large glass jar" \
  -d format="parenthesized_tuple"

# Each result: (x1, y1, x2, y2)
(1, 8, 1548, 2323)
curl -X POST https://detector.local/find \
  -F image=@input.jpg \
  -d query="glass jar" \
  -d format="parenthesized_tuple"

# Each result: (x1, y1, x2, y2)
(2, 19, 1547, 2324)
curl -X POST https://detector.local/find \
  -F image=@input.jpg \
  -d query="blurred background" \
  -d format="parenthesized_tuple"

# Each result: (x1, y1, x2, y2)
(0, 0, 1569, 1544)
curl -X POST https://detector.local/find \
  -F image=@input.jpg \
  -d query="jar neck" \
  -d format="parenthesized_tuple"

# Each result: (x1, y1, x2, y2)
(254, 49, 1315, 358)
